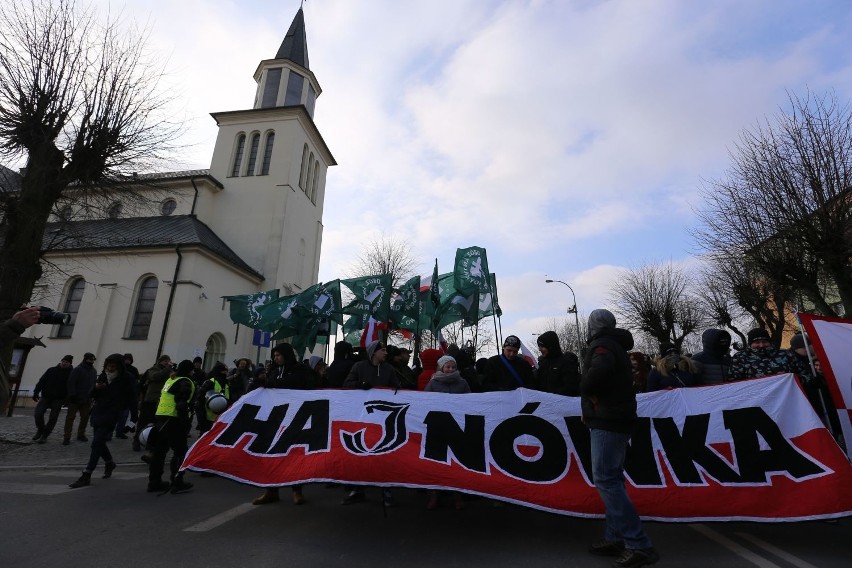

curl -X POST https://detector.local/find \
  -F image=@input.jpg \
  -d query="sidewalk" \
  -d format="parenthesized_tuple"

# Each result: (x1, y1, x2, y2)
(0, 408, 150, 470)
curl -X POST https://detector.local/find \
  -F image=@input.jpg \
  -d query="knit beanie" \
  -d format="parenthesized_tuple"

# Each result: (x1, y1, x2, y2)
(437, 355, 456, 370)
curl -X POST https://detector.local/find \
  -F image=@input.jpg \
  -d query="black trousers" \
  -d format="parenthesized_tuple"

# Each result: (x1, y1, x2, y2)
(148, 417, 189, 483)
(34, 397, 63, 436)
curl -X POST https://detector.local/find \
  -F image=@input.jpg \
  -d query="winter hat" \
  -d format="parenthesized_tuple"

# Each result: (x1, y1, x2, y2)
(308, 355, 324, 370)
(747, 328, 771, 345)
(83, 352, 96, 362)
(437, 355, 457, 370)
(790, 333, 806, 350)
(193, 356, 203, 364)
(61, 354, 74, 363)
(176, 359, 195, 377)
(366, 340, 385, 360)
(503, 335, 521, 348)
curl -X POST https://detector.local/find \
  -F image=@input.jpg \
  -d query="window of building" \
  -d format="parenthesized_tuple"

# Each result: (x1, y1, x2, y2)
(299, 144, 309, 189)
(107, 201, 122, 219)
(306, 154, 314, 195)
(246, 133, 261, 176)
(260, 132, 275, 175)
(58, 206, 73, 221)
(231, 134, 246, 177)
(129, 276, 158, 339)
(306, 84, 317, 117)
(160, 199, 177, 216)
(284, 71, 304, 106)
(204, 332, 227, 371)
(261, 68, 282, 108)
(311, 161, 319, 204)
(56, 278, 85, 338)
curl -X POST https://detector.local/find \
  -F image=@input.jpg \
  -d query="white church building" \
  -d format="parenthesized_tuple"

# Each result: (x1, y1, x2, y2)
(8, 8, 334, 393)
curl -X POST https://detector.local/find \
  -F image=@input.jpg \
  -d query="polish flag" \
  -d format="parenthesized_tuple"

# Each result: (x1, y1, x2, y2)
(519, 339, 539, 369)
(360, 317, 388, 347)
(437, 329, 449, 354)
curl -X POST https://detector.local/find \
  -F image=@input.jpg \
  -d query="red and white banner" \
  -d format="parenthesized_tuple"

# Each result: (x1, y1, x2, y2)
(798, 313, 852, 460)
(182, 375, 852, 521)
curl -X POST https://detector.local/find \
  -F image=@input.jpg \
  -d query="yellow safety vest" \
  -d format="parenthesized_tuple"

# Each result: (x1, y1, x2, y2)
(205, 378, 230, 421)
(155, 376, 196, 417)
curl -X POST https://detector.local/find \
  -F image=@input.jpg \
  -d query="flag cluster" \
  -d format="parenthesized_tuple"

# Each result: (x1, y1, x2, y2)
(224, 246, 500, 357)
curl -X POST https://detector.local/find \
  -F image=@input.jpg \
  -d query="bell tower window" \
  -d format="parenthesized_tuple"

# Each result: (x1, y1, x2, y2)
(284, 71, 304, 106)
(262, 69, 282, 108)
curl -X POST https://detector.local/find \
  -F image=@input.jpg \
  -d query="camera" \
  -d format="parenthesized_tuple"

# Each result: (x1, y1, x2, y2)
(37, 306, 71, 325)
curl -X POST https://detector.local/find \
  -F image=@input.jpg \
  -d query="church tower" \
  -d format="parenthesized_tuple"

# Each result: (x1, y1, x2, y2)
(206, 7, 335, 295)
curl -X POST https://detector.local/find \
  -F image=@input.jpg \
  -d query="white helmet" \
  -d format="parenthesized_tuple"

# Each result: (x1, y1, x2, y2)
(206, 391, 228, 415)
(139, 425, 153, 446)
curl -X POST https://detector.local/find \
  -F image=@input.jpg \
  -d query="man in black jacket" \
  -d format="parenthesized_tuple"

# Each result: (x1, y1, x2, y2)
(69, 354, 139, 488)
(582, 309, 659, 568)
(32, 355, 73, 443)
(483, 335, 534, 391)
(535, 330, 580, 395)
(63, 353, 97, 445)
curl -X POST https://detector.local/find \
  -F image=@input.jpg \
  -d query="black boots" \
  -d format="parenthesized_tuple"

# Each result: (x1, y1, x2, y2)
(102, 462, 116, 479)
(69, 472, 91, 489)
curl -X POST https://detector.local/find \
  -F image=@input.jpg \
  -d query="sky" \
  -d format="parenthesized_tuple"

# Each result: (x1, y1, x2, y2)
(88, 0, 852, 351)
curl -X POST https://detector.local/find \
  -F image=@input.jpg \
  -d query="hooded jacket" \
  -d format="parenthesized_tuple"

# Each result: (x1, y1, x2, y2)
(67, 360, 97, 404)
(691, 329, 732, 385)
(580, 309, 637, 433)
(534, 330, 581, 396)
(417, 349, 443, 391)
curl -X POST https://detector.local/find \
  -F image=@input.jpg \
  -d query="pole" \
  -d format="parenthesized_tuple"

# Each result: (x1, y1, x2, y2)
(546, 279, 584, 372)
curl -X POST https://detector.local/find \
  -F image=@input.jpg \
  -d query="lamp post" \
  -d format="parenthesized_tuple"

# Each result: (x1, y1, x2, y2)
(545, 279, 583, 370)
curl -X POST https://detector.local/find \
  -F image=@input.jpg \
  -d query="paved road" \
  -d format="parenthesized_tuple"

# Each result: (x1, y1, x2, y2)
(1, 411, 850, 568)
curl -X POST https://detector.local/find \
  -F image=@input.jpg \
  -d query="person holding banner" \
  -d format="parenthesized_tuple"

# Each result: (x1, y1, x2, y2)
(581, 309, 659, 568)
(250, 343, 312, 506)
(482, 335, 534, 391)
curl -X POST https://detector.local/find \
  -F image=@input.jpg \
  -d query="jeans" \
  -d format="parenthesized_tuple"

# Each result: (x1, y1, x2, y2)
(34, 397, 63, 436)
(590, 428, 653, 550)
(85, 423, 115, 473)
(64, 401, 91, 440)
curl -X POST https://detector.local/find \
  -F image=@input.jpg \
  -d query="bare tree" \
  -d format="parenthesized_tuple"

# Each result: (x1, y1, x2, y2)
(437, 319, 496, 359)
(347, 234, 420, 289)
(695, 255, 793, 347)
(695, 90, 852, 317)
(610, 262, 705, 350)
(534, 315, 587, 357)
(0, 0, 180, 318)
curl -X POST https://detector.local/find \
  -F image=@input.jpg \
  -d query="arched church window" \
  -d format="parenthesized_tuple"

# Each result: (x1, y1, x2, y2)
(310, 161, 319, 204)
(306, 153, 314, 195)
(204, 332, 227, 371)
(108, 201, 122, 219)
(245, 133, 261, 176)
(128, 276, 158, 339)
(260, 132, 275, 175)
(299, 144, 309, 189)
(56, 278, 85, 338)
(231, 134, 246, 177)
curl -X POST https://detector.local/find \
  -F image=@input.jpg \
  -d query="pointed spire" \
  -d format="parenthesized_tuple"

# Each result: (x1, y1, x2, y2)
(275, 8, 309, 69)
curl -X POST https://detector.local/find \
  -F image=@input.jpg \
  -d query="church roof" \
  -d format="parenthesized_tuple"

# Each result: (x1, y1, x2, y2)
(275, 8, 309, 69)
(38, 215, 263, 280)
(0, 165, 22, 193)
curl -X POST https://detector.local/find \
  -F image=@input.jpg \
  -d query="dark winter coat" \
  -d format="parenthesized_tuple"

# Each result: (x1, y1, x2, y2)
(344, 360, 399, 389)
(580, 325, 637, 434)
(67, 361, 97, 404)
(90, 362, 138, 428)
(534, 330, 581, 396)
(691, 329, 732, 385)
(483, 353, 534, 391)
(34, 365, 71, 400)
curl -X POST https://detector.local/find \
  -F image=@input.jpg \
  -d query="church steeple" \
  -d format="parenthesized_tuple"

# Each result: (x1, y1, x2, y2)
(251, 8, 321, 116)
(275, 7, 309, 69)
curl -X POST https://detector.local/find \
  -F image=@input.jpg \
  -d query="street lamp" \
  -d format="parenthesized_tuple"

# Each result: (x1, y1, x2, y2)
(545, 279, 584, 370)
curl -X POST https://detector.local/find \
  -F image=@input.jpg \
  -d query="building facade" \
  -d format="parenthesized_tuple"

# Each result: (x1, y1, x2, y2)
(8, 8, 334, 392)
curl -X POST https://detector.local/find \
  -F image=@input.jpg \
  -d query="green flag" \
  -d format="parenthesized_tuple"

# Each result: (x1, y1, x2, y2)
(390, 275, 420, 328)
(224, 289, 280, 328)
(453, 246, 491, 295)
(256, 292, 302, 333)
(340, 274, 393, 322)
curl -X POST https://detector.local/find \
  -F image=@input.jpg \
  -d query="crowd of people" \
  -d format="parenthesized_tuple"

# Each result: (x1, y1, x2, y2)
(4, 303, 849, 568)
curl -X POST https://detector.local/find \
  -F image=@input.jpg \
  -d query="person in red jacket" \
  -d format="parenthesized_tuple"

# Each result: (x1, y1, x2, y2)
(417, 349, 442, 390)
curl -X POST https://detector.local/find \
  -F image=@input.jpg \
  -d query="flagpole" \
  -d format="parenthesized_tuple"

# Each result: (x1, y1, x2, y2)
(795, 310, 837, 438)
